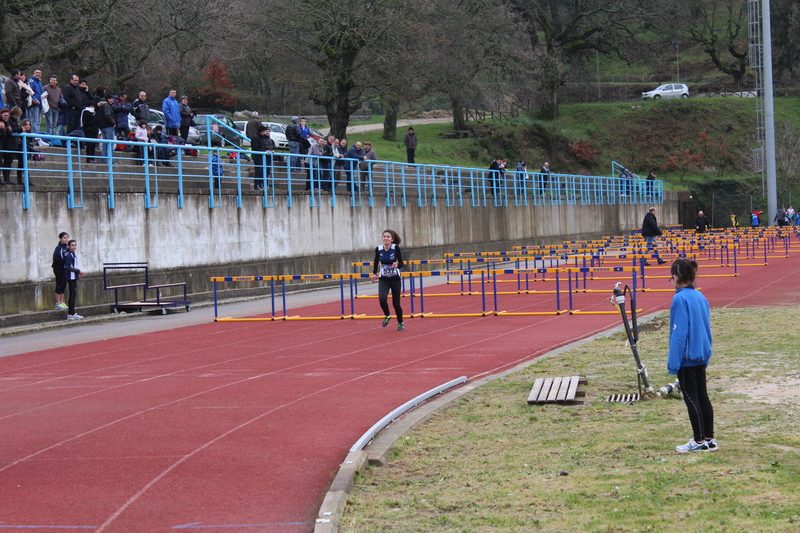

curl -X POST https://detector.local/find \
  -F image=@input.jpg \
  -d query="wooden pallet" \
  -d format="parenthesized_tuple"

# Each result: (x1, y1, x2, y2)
(527, 376, 587, 405)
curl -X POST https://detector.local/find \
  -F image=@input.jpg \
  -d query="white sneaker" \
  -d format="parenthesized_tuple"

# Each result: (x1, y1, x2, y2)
(675, 438, 708, 453)
(67, 313, 83, 320)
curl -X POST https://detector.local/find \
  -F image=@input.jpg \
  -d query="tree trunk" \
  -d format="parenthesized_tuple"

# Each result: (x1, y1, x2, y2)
(451, 97, 466, 131)
(382, 99, 399, 141)
(539, 86, 559, 120)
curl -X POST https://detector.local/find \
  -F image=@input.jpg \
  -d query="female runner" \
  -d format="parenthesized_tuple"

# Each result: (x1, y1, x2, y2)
(371, 229, 405, 331)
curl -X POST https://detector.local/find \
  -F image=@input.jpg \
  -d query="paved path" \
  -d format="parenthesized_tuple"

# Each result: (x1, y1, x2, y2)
(320, 117, 453, 136)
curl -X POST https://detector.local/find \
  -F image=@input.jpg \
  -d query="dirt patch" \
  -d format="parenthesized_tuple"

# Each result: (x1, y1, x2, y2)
(731, 376, 800, 404)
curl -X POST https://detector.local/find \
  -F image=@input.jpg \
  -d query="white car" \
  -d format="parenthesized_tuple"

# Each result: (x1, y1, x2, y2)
(233, 120, 289, 150)
(261, 122, 289, 150)
(128, 108, 201, 144)
(642, 83, 689, 100)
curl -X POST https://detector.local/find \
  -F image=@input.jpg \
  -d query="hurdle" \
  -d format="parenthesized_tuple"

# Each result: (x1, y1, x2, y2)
(211, 273, 370, 321)
(211, 225, 787, 323)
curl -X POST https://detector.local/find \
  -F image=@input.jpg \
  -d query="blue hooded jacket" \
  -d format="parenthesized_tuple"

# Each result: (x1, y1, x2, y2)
(162, 95, 181, 128)
(667, 286, 712, 375)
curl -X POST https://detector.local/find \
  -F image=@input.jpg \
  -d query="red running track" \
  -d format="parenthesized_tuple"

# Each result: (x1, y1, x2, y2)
(1, 253, 798, 532)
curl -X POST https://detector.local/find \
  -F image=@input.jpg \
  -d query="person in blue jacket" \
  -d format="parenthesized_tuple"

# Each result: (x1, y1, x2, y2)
(371, 229, 405, 331)
(161, 89, 181, 136)
(668, 258, 717, 453)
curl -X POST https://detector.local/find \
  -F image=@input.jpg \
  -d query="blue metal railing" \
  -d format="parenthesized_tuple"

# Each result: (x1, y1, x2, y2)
(5, 132, 664, 210)
(199, 115, 249, 149)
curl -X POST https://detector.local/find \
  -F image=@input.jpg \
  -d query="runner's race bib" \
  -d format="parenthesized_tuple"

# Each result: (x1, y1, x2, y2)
(380, 265, 399, 277)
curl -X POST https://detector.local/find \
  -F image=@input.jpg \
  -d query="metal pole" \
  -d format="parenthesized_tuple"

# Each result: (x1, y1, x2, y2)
(763, 0, 778, 224)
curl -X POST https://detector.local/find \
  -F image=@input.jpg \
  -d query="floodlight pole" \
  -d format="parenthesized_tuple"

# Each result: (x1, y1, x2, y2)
(762, 0, 777, 223)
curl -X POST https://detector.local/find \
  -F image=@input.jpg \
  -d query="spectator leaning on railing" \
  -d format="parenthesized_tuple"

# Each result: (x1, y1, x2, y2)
(95, 93, 116, 164)
(360, 141, 377, 185)
(343, 140, 366, 193)
(250, 124, 275, 191)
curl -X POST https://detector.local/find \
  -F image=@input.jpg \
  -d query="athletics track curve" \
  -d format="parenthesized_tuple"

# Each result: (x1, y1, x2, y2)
(1, 246, 798, 533)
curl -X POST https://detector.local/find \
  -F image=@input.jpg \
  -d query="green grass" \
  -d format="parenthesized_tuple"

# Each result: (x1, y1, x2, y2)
(336, 98, 800, 176)
(341, 122, 485, 169)
(341, 306, 800, 532)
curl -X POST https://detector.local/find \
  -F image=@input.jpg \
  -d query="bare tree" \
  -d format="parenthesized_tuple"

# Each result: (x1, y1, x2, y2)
(260, 0, 412, 138)
(773, 0, 800, 79)
(412, 0, 530, 130)
(681, 0, 748, 84)
(156, 0, 244, 96)
(775, 122, 800, 199)
(0, 0, 98, 72)
(506, 0, 655, 119)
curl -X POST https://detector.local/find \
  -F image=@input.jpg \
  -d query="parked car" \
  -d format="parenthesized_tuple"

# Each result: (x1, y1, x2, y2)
(127, 108, 201, 145)
(642, 83, 689, 100)
(193, 114, 245, 146)
(261, 122, 289, 150)
(233, 120, 289, 150)
(0, 75, 8, 107)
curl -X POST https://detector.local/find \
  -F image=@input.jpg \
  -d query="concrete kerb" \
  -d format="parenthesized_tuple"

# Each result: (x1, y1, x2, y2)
(313, 311, 664, 533)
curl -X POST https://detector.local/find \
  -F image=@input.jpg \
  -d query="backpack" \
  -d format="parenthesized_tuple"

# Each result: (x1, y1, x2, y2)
(751, 213, 759, 226)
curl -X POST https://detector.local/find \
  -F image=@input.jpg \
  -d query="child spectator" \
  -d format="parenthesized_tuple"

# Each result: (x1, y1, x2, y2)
(211, 150, 224, 190)
(668, 258, 717, 453)
(63, 239, 85, 320)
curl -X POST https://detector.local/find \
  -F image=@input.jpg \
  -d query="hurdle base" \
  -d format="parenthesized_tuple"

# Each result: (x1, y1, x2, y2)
(569, 308, 643, 315)
(496, 310, 568, 316)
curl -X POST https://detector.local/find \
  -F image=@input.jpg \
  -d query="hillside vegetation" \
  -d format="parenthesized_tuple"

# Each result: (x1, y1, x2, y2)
(346, 97, 800, 221)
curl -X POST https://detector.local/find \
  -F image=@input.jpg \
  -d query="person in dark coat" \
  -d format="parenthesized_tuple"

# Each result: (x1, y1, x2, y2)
(641, 207, 667, 266)
(95, 93, 117, 164)
(132, 91, 150, 123)
(79, 101, 99, 163)
(403, 127, 416, 164)
(61, 74, 83, 134)
(0, 107, 31, 185)
(250, 125, 275, 190)
(774, 208, 789, 227)
(179, 95, 194, 142)
(52, 231, 70, 309)
(111, 92, 134, 137)
(694, 211, 709, 233)
(245, 111, 261, 140)
(4, 70, 22, 109)
(285, 116, 302, 171)
(343, 141, 365, 193)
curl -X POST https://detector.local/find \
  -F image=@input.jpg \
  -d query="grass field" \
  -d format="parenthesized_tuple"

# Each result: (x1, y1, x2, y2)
(341, 306, 800, 532)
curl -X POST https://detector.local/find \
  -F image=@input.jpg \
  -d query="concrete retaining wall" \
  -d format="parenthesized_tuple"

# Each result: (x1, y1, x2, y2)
(0, 188, 678, 320)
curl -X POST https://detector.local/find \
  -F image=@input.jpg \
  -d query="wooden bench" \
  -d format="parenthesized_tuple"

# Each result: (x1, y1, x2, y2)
(527, 376, 587, 405)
